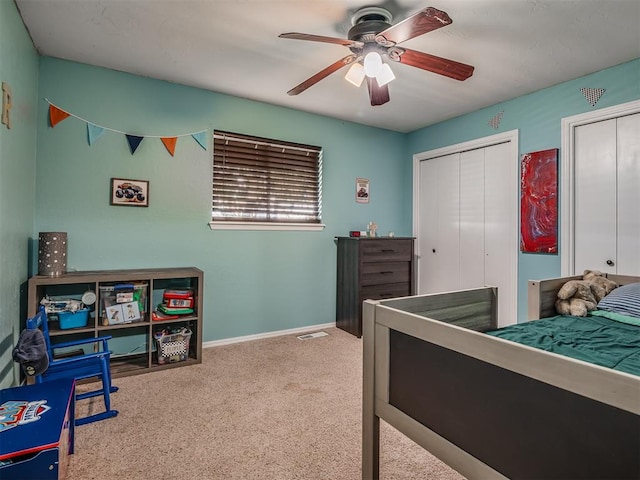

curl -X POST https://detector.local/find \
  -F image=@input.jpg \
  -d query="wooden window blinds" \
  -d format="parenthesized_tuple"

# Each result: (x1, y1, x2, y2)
(212, 131, 322, 224)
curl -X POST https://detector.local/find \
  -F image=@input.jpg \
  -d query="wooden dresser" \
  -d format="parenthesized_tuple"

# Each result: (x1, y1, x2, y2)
(336, 237, 414, 337)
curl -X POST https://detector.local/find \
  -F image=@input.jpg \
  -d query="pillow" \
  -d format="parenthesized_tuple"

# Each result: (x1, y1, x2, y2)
(589, 309, 640, 327)
(597, 282, 640, 318)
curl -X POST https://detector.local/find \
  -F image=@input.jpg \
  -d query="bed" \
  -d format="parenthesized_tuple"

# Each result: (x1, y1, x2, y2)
(362, 274, 640, 479)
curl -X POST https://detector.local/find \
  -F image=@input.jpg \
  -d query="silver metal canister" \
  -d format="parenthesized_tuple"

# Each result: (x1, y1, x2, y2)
(38, 232, 67, 276)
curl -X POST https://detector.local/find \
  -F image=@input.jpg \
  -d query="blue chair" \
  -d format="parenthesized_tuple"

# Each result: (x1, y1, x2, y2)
(26, 306, 119, 425)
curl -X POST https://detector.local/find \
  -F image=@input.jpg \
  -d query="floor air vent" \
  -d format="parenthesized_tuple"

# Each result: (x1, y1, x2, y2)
(297, 331, 329, 340)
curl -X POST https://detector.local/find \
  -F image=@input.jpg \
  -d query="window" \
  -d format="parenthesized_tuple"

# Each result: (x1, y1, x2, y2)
(211, 131, 323, 230)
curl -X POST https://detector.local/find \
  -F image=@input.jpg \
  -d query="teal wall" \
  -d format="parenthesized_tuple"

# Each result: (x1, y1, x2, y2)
(407, 59, 640, 322)
(2, 0, 639, 387)
(35, 57, 407, 342)
(0, 0, 39, 387)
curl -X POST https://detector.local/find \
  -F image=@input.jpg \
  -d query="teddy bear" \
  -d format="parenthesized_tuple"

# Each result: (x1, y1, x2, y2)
(555, 279, 598, 317)
(582, 269, 618, 302)
(555, 270, 619, 316)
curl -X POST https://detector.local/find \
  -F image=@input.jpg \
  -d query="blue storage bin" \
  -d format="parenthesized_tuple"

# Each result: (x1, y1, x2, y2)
(58, 309, 89, 329)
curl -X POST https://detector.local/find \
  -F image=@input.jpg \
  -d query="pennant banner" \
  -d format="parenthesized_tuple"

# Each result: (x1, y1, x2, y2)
(161, 137, 177, 156)
(49, 104, 70, 128)
(44, 99, 208, 156)
(126, 135, 144, 154)
(87, 123, 106, 145)
(192, 131, 207, 150)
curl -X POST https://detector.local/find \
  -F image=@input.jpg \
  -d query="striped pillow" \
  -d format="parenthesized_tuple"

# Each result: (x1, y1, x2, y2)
(597, 282, 640, 318)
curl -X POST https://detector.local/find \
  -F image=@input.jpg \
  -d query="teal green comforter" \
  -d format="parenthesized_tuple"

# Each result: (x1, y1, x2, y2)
(486, 315, 640, 376)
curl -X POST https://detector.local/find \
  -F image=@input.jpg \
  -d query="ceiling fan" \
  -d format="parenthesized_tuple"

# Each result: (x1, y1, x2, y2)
(279, 6, 474, 106)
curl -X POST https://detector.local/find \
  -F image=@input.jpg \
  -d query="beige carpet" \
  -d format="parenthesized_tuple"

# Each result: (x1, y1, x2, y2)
(70, 327, 465, 480)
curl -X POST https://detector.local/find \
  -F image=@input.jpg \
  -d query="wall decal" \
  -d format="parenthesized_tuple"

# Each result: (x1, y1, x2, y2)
(2, 82, 12, 129)
(580, 87, 606, 107)
(520, 148, 558, 254)
(488, 110, 504, 130)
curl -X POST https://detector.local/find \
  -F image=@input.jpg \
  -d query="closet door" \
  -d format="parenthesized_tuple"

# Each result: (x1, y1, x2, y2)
(418, 154, 460, 293)
(616, 113, 640, 275)
(459, 149, 485, 289)
(574, 113, 640, 275)
(574, 119, 617, 274)
(418, 143, 513, 322)
(484, 142, 513, 326)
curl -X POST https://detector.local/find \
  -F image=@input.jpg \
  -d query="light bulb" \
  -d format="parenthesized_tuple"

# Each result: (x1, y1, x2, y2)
(363, 52, 382, 78)
(376, 63, 395, 87)
(345, 62, 365, 87)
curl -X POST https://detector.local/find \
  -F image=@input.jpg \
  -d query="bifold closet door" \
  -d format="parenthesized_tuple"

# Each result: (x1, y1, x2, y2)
(616, 113, 640, 275)
(574, 113, 640, 275)
(418, 153, 460, 293)
(459, 149, 485, 289)
(418, 142, 513, 325)
(574, 119, 617, 274)
(484, 142, 513, 326)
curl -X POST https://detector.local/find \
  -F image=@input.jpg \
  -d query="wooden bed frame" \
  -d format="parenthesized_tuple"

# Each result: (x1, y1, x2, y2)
(362, 274, 640, 479)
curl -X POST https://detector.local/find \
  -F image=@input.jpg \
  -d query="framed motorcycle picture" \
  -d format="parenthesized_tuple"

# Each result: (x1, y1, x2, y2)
(110, 178, 149, 207)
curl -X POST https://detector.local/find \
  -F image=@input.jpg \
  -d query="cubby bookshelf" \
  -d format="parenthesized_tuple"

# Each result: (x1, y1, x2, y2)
(27, 267, 203, 378)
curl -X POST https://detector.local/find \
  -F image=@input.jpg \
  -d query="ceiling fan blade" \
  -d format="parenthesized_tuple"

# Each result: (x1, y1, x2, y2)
(375, 7, 452, 46)
(392, 48, 474, 81)
(287, 54, 358, 96)
(279, 32, 361, 48)
(366, 77, 390, 106)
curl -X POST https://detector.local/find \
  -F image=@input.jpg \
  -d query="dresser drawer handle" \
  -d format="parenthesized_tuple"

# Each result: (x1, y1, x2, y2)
(380, 271, 394, 275)
(381, 249, 395, 253)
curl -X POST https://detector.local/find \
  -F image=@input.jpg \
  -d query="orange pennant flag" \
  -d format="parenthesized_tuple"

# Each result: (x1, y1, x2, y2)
(49, 104, 71, 128)
(161, 137, 177, 156)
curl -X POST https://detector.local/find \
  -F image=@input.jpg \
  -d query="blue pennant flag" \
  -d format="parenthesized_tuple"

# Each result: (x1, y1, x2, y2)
(87, 123, 106, 145)
(126, 134, 144, 154)
(192, 131, 207, 150)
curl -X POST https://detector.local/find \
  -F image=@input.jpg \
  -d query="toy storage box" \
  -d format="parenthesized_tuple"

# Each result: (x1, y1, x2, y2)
(163, 289, 194, 308)
(99, 283, 148, 325)
(57, 309, 89, 330)
(155, 330, 192, 364)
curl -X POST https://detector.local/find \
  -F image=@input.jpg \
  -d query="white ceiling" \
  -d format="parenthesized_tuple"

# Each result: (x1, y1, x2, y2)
(15, 0, 640, 133)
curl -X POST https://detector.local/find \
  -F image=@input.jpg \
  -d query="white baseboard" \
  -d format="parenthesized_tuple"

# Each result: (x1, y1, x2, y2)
(203, 322, 336, 349)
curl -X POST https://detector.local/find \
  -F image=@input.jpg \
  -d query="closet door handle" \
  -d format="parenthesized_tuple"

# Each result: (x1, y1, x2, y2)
(606, 259, 615, 267)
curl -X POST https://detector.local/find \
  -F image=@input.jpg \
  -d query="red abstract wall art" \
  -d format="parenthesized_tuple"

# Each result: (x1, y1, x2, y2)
(520, 148, 558, 254)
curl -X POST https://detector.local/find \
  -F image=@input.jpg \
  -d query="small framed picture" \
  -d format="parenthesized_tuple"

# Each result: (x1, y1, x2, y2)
(356, 178, 370, 204)
(110, 178, 149, 207)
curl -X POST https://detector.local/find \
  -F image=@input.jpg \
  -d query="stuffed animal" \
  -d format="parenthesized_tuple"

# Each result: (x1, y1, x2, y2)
(582, 269, 618, 302)
(555, 280, 598, 317)
(555, 270, 619, 316)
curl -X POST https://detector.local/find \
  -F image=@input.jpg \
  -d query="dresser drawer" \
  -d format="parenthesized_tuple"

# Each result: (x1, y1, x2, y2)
(361, 262, 410, 286)
(361, 239, 413, 262)
(361, 282, 411, 301)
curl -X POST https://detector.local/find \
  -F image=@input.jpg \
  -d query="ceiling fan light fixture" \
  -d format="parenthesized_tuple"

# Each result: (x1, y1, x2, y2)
(376, 63, 395, 87)
(363, 51, 382, 78)
(345, 62, 365, 87)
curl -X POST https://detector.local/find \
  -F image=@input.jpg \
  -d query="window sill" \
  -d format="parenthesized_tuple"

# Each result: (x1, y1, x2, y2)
(209, 221, 326, 231)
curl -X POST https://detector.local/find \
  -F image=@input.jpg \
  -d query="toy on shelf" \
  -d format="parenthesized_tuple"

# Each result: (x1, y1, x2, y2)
(39, 295, 93, 329)
(152, 288, 194, 320)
